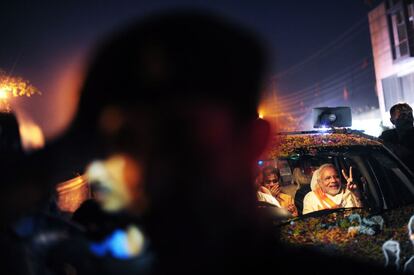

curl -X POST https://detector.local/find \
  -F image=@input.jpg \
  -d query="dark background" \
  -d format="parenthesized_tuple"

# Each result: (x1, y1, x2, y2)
(0, 0, 383, 139)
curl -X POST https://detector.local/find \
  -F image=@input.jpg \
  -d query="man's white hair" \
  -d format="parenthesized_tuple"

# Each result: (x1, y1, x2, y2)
(310, 163, 336, 191)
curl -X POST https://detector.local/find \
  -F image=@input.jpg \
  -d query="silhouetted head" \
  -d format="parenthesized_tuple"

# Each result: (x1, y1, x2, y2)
(56, 10, 272, 272)
(390, 103, 413, 130)
(0, 112, 22, 155)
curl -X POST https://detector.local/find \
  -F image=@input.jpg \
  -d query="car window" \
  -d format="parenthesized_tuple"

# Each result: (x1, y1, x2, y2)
(292, 152, 377, 213)
(258, 143, 414, 217)
(262, 153, 363, 216)
(368, 149, 414, 208)
(339, 154, 382, 210)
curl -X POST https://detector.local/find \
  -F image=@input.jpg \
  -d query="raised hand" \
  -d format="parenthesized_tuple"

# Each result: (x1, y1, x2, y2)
(341, 166, 357, 191)
(269, 183, 281, 197)
(287, 203, 298, 217)
(258, 186, 270, 195)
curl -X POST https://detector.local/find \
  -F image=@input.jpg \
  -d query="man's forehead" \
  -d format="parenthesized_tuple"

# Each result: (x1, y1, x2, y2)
(320, 166, 336, 176)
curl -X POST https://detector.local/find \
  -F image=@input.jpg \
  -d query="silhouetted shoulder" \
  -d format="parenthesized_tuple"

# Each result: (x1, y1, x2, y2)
(379, 129, 397, 142)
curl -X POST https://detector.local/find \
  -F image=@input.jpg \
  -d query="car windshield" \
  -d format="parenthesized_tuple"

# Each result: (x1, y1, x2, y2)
(257, 144, 414, 218)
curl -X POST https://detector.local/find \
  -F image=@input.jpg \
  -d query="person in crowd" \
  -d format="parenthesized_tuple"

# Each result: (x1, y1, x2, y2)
(41, 10, 400, 275)
(257, 166, 298, 217)
(303, 163, 362, 214)
(379, 103, 414, 171)
(291, 166, 312, 215)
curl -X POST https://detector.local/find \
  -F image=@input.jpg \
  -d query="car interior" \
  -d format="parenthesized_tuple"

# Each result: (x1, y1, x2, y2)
(257, 146, 414, 217)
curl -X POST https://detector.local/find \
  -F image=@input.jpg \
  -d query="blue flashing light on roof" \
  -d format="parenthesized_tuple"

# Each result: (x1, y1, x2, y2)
(258, 160, 264, 166)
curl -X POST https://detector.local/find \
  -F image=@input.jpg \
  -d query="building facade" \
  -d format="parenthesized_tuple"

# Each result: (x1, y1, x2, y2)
(369, 0, 414, 125)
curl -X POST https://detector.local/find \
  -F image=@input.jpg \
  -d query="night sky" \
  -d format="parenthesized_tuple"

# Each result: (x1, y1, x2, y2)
(0, 0, 382, 139)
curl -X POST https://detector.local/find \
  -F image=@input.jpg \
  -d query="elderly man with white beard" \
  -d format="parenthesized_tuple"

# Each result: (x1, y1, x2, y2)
(303, 163, 362, 214)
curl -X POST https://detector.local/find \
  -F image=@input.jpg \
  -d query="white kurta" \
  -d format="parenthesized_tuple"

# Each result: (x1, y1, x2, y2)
(257, 191, 281, 207)
(302, 189, 361, 214)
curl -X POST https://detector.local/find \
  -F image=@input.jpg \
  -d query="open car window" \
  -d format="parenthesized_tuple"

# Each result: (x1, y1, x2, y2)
(368, 149, 414, 209)
(258, 145, 414, 218)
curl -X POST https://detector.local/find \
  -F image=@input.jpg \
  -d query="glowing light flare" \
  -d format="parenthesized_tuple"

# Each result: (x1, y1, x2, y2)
(0, 71, 41, 111)
(257, 104, 266, 119)
(320, 125, 329, 133)
(18, 119, 45, 151)
(258, 92, 306, 132)
(351, 118, 382, 137)
(0, 87, 9, 100)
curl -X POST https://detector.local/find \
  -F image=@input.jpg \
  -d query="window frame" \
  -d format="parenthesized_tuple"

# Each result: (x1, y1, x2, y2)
(386, 0, 414, 62)
(267, 144, 414, 216)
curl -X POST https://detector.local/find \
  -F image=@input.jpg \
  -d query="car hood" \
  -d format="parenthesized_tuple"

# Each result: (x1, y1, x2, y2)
(278, 205, 414, 266)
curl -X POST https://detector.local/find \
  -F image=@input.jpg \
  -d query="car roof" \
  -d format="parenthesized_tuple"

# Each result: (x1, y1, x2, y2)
(264, 129, 382, 159)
